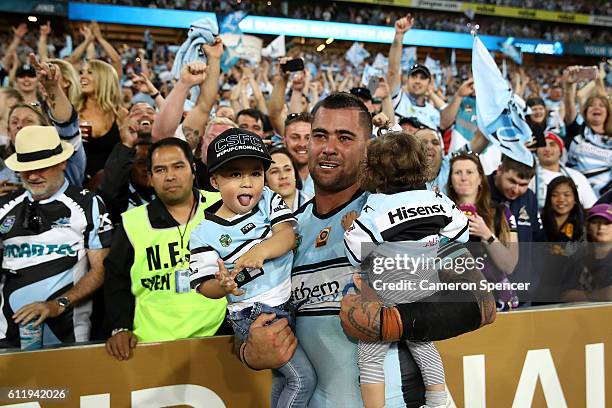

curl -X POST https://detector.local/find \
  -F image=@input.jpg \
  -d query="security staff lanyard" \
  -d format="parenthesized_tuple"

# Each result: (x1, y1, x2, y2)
(174, 194, 196, 294)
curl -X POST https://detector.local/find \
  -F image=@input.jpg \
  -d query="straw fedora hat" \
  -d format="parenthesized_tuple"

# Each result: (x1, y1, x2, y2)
(5, 126, 74, 172)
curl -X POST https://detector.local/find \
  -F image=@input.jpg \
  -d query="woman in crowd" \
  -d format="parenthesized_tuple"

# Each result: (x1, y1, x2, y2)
(526, 96, 564, 138)
(447, 152, 519, 310)
(536, 176, 586, 304)
(542, 176, 585, 243)
(0, 87, 23, 152)
(563, 68, 612, 198)
(561, 203, 612, 302)
(77, 59, 127, 189)
(265, 147, 308, 212)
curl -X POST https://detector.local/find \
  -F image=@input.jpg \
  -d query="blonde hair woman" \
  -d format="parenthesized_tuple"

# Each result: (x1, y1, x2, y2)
(77, 59, 127, 188)
(48, 58, 81, 106)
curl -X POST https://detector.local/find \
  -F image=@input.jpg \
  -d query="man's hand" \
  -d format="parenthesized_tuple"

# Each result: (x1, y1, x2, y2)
(339, 294, 383, 342)
(456, 78, 474, 98)
(40, 21, 51, 37)
(203, 37, 224, 61)
(243, 313, 297, 369)
(132, 72, 157, 95)
(29, 53, 61, 90)
(12, 23, 28, 39)
(117, 109, 139, 148)
(106, 331, 138, 361)
(0, 180, 19, 196)
(13, 300, 63, 328)
(394, 14, 414, 35)
(180, 61, 208, 87)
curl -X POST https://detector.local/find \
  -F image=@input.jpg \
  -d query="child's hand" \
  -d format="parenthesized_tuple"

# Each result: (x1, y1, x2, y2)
(342, 210, 359, 231)
(234, 246, 266, 275)
(215, 259, 245, 296)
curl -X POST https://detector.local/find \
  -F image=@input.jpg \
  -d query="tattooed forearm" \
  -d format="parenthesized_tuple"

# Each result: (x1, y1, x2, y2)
(47, 92, 56, 110)
(347, 302, 380, 339)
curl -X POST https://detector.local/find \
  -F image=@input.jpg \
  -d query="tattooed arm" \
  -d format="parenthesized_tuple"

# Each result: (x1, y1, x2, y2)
(181, 38, 223, 150)
(29, 53, 72, 122)
(340, 242, 496, 342)
(152, 62, 207, 141)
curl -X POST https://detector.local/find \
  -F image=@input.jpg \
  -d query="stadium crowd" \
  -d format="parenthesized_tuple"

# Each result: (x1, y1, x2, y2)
(0, 8, 610, 407)
(79, 0, 612, 43)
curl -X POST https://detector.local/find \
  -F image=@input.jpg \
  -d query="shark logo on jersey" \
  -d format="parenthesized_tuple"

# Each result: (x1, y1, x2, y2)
(52, 217, 71, 229)
(518, 205, 531, 226)
(219, 234, 232, 247)
(315, 227, 331, 248)
(0, 216, 16, 233)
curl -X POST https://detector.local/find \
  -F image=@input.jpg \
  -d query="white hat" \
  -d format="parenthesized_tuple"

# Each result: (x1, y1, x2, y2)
(5, 126, 74, 172)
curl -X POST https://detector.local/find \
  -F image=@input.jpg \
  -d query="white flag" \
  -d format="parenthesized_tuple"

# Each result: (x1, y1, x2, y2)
(262, 35, 285, 58)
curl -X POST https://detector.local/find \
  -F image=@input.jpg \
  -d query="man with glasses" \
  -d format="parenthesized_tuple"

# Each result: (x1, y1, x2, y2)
(0, 126, 112, 348)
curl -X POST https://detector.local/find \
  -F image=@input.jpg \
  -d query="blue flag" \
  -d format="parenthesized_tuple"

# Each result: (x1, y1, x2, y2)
(472, 36, 533, 166)
(219, 10, 247, 34)
(345, 42, 370, 67)
(500, 37, 522, 65)
(218, 11, 248, 72)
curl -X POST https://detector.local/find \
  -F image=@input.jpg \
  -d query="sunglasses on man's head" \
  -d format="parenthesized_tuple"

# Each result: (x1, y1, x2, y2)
(285, 112, 312, 126)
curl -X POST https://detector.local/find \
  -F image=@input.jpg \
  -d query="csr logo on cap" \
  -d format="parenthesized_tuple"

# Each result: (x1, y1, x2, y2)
(214, 133, 263, 152)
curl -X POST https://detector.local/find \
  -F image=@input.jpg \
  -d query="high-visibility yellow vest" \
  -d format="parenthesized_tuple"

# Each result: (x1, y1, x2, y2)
(121, 191, 227, 342)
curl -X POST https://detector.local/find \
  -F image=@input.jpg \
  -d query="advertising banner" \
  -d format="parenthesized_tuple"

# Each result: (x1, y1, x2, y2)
(0, 304, 610, 407)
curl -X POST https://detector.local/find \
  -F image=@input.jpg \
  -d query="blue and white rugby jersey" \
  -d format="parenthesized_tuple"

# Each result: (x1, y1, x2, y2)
(0, 180, 113, 347)
(391, 88, 441, 131)
(291, 190, 368, 315)
(344, 189, 469, 268)
(565, 121, 612, 197)
(189, 187, 296, 312)
(293, 190, 424, 407)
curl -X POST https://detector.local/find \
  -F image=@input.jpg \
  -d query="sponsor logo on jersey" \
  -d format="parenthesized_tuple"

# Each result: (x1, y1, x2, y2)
(0, 216, 16, 233)
(52, 217, 71, 229)
(291, 279, 341, 301)
(315, 227, 331, 248)
(387, 204, 445, 225)
(240, 223, 256, 234)
(219, 234, 232, 247)
(4, 243, 77, 257)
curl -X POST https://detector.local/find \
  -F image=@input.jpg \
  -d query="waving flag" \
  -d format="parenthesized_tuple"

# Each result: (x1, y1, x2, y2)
(262, 35, 285, 58)
(472, 36, 533, 166)
(345, 42, 370, 67)
(400, 47, 417, 72)
(500, 37, 522, 65)
(218, 10, 248, 72)
(219, 10, 247, 34)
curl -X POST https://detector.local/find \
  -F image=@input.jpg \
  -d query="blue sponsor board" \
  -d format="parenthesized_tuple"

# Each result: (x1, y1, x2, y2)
(68, 2, 566, 55)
